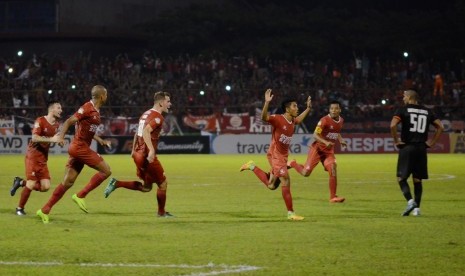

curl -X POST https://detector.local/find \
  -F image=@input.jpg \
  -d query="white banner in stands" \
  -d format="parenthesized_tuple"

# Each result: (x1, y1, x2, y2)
(211, 134, 314, 154)
(0, 135, 96, 155)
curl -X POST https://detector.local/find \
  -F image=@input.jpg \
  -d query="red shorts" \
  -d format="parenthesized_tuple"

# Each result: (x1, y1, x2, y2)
(305, 143, 336, 174)
(270, 155, 288, 178)
(67, 142, 103, 173)
(133, 152, 166, 185)
(24, 156, 50, 181)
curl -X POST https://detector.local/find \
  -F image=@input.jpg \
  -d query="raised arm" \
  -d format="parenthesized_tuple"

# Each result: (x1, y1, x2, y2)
(294, 96, 312, 124)
(261, 89, 273, 122)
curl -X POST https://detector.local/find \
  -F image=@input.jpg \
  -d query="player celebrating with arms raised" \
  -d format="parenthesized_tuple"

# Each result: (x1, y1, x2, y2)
(240, 89, 312, 221)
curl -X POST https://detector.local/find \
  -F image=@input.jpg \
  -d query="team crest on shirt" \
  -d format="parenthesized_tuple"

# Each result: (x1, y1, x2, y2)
(78, 107, 84, 114)
(283, 126, 287, 130)
(155, 118, 161, 124)
(330, 125, 334, 129)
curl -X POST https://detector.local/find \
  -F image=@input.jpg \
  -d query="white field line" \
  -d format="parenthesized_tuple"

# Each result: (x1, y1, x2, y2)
(0, 261, 262, 275)
(330, 173, 456, 184)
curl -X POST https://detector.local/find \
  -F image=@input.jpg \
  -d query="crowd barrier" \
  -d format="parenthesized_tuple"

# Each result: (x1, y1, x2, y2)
(1, 133, 463, 155)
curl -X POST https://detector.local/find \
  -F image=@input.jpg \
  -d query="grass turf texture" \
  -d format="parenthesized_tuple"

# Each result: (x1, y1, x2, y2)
(0, 153, 464, 275)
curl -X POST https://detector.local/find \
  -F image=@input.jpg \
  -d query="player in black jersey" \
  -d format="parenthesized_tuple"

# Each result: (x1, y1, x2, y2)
(390, 90, 444, 216)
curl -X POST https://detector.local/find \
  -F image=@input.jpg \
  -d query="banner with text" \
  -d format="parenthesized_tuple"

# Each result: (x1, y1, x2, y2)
(211, 133, 451, 154)
(220, 112, 250, 134)
(0, 135, 92, 155)
(337, 133, 450, 153)
(211, 134, 314, 154)
(97, 136, 210, 154)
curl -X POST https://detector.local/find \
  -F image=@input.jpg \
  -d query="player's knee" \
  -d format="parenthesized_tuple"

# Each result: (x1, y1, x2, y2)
(141, 186, 152, 192)
(41, 183, 50, 192)
(104, 169, 112, 178)
(158, 180, 168, 190)
(63, 181, 74, 189)
(327, 163, 337, 177)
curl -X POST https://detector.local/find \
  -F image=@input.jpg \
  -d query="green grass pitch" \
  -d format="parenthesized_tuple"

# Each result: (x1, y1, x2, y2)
(0, 153, 464, 275)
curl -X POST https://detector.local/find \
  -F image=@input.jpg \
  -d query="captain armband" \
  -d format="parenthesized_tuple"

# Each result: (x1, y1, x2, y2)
(315, 126, 322, 134)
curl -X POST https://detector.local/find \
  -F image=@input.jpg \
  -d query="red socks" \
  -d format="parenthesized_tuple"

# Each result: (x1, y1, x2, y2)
(115, 180, 143, 191)
(18, 187, 32, 209)
(281, 186, 294, 212)
(42, 184, 68, 214)
(157, 189, 167, 215)
(252, 166, 270, 187)
(289, 161, 305, 175)
(77, 172, 108, 198)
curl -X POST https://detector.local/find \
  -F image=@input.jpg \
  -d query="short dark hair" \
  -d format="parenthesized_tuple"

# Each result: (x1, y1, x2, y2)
(47, 100, 60, 109)
(154, 91, 170, 102)
(329, 100, 341, 107)
(281, 98, 297, 113)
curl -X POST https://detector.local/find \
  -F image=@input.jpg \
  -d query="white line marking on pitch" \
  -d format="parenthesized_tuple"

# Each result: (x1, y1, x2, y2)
(0, 261, 262, 275)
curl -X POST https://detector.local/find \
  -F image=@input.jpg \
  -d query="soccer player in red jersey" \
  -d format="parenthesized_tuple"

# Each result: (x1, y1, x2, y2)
(36, 85, 112, 223)
(240, 89, 312, 221)
(288, 101, 348, 203)
(10, 101, 62, 216)
(103, 91, 174, 217)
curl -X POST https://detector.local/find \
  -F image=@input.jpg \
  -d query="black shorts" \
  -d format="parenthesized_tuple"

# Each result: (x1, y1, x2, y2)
(396, 143, 428, 179)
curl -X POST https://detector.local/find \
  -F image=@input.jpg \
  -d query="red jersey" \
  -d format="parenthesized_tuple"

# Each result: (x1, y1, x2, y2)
(26, 116, 60, 163)
(72, 101, 101, 146)
(133, 109, 164, 156)
(267, 114, 295, 158)
(313, 114, 344, 151)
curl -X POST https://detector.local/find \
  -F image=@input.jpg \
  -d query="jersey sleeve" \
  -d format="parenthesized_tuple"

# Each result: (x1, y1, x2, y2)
(74, 105, 87, 121)
(148, 115, 163, 129)
(393, 108, 403, 121)
(267, 114, 277, 126)
(32, 118, 42, 136)
(314, 119, 324, 134)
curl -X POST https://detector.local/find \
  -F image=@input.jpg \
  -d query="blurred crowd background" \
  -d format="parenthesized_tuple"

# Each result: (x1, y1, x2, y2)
(1, 0, 464, 133)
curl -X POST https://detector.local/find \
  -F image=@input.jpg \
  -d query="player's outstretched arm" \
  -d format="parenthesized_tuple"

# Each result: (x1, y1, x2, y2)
(93, 135, 111, 148)
(295, 96, 312, 124)
(261, 88, 273, 122)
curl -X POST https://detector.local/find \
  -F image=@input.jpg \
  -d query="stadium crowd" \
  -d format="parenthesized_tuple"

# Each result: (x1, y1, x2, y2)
(1, 50, 464, 123)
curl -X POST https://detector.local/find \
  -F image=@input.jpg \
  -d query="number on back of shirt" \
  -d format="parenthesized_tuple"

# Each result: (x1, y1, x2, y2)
(409, 114, 427, 133)
(137, 119, 145, 136)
